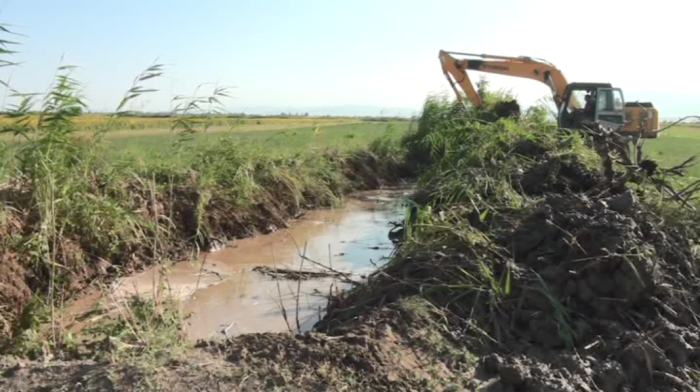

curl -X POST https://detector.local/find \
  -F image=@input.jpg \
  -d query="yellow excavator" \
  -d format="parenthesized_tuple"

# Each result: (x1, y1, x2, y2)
(439, 51, 661, 138)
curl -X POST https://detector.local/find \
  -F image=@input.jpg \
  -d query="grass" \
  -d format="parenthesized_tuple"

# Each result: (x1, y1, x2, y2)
(86, 294, 186, 365)
(0, 117, 412, 168)
(643, 125, 700, 178)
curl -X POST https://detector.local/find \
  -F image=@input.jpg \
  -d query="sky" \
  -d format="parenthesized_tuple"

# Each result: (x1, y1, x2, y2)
(0, 0, 698, 117)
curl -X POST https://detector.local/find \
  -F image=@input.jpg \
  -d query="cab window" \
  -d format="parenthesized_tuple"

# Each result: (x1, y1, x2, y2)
(613, 90, 623, 111)
(597, 89, 613, 112)
(564, 90, 587, 114)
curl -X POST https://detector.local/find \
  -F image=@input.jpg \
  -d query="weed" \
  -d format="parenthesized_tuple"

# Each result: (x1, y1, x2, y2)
(87, 294, 187, 366)
(534, 272, 576, 349)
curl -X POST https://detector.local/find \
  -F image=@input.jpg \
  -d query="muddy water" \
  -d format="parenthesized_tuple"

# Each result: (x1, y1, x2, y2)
(69, 189, 408, 340)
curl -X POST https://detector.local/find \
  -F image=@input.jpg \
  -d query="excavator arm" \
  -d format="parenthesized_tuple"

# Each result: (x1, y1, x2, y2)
(439, 50, 572, 109)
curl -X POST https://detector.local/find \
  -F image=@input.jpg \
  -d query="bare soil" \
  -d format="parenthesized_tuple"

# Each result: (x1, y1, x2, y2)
(0, 298, 474, 391)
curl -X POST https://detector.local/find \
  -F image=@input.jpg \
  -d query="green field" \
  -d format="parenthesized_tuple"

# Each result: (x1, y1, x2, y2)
(98, 120, 412, 159)
(0, 118, 413, 175)
(643, 125, 700, 178)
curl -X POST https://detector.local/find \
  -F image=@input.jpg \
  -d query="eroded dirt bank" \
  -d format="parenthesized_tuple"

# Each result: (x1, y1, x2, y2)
(0, 147, 408, 342)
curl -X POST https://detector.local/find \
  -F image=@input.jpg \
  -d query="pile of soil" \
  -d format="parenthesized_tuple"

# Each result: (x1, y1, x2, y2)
(472, 187, 700, 391)
(492, 100, 521, 120)
(322, 138, 700, 391)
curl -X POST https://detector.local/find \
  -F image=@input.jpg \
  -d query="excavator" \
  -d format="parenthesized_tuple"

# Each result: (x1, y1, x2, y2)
(439, 51, 661, 138)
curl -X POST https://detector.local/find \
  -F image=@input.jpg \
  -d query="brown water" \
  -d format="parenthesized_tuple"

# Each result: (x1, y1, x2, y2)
(68, 188, 409, 341)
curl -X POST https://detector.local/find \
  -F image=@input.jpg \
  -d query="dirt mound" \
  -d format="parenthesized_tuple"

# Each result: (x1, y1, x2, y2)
(202, 297, 468, 390)
(475, 187, 700, 391)
(492, 100, 521, 119)
(323, 135, 700, 391)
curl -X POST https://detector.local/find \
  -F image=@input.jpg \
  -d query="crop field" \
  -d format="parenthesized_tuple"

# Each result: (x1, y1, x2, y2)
(3, 115, 694, 177)
(99, 119, 412, 159)
(0, 116, 412, 164)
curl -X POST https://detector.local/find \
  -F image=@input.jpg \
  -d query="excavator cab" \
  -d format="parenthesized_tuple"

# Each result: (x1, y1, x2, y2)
(558, 83, 626, 130)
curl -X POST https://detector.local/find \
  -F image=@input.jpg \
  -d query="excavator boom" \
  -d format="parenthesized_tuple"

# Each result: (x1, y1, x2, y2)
(439, 51, 570, 109)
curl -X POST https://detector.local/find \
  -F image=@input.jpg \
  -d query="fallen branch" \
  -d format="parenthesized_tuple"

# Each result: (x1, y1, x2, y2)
(281, 231, 363, 285)
(656, 116, 700, 134)
(253, 266, 357, 284)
